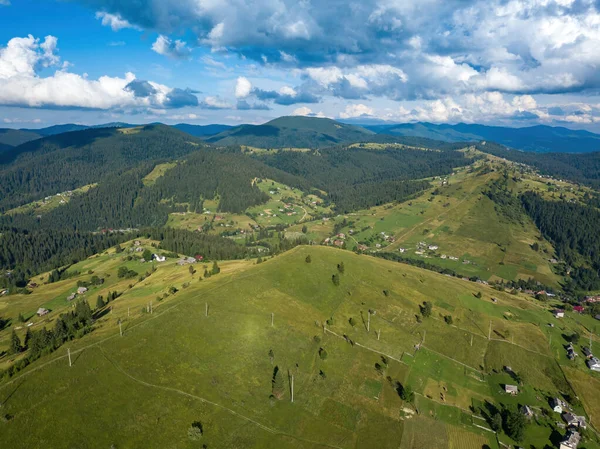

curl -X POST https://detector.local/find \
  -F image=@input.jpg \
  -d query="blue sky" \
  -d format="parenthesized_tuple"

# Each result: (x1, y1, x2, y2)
(1, 0, 600, 129)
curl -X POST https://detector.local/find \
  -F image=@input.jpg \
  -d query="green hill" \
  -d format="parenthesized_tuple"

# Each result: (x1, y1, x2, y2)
(0, 128, 41, 147)
(367, 122, 600, 153)
(206, 116, 374, 148)
(1, 245, 599, 449)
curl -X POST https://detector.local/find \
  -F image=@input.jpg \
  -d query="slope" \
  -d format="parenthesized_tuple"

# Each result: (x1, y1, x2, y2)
(1, 245, 598, 449)
(173, 123, 233, 137)
(206, 116, 374, 149)
(0, 128, 41, 147)
(368, 122, 600, 153)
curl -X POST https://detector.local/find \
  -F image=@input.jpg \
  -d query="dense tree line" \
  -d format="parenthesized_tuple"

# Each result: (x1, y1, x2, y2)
(477, 141, 600, 189)
(0, 228, 133, 288)
(0, 125, 206, 212)
(521, 192, 600, 291)
(256, 146, 469, 211)
(483, 173, 524, 223)
(1, 300, 93, 380)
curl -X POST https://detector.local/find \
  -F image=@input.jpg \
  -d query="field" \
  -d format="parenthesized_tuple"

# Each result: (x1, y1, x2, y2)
(299, 160, 561, 287)
(5, 183, 97, 215)
(2, 246, 600, 448)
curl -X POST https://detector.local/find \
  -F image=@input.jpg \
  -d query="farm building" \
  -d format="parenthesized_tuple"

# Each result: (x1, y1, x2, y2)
(134, 247, 144, 252)
(573, 306, 585, 313)
(586, 357, 600, 372)
(505, 384, 518, 395)
(551, 397, 568, 414)
(37, 307, 49, 316)
(66, 293, 76, 301)
(562, 412, 587, 429)
(177, 257, 197, 266)
(553, 309, 565, 318)
(521, 405, 534, 418)
(153, 254, 166, 262)
(560, 430, 581, 449)
(77, 286, 88, 294)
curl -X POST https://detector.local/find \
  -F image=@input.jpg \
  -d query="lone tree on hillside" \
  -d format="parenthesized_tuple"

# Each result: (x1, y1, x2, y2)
(189, 265, 196, 275)
(503, 406, 527, 442)
(305, 255, 312, 263)
(187, 421, 203, 440)
(332, 274, 340, 286)
(272, 366, 285, 399)
(475, 291, 483, 299)
(9, 330, 22, 355)
(349, 317, 357, 327)
(302, 225, 308, 234)
(142, 248, 153, 261)
(268, 349, 274, 365)
(96, 296, 105, 310)
(337, 262, 345, 274)
(211, 261, 220, 275)
(420, 301, 432, 318)
(397, 383, 415, 403)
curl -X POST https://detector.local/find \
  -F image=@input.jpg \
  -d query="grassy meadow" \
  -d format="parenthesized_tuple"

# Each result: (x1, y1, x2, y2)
(1, 246, 600, 448)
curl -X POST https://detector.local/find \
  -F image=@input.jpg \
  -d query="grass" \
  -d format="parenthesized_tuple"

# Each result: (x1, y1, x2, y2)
(5, 183, 97, 216)
(143, 162, 178, 185)
(1, 246, 599, 448)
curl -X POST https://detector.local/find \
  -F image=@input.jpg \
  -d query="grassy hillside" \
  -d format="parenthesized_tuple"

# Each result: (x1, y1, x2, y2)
(0, 128, 41, 147)
(206, 116, 374, 149)
(1, 245, 600, 448)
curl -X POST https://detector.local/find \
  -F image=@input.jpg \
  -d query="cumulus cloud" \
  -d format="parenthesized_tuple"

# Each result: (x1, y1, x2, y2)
(0, 35, 198, 110)
(292, 106, 325, 118)
(339, 104, 374, 119)
(235, 76, 252, 98)
(151, 35, 191, 60)
(199, 96, 232, 109)
(236, 99, 270, 110)
(95, 11, 138, 31)
(76, 0, 600, 100)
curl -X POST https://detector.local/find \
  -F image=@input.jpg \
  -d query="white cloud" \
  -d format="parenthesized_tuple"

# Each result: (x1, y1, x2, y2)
(0, 35, 196, 110)
(95, 12, 137, 31)
(201, 96, 232, 109)
(339, 104, 374, 119)
(292, 106, 325, 117)
(0, 0, 11, 6)
(235, 77, 252, 98)
(151, 35, 191, 60)
(278, 86, 297, 97)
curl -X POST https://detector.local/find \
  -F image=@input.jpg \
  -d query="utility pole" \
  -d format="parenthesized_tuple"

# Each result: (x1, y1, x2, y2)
(150, 301, 153, 314)
(590, 332, 593, 351)
(470, 334, 473, 347)
(488, 321, 492, 340)
(271, 313, 274, 327)
(127, 307, 130, 318)
(119, 320, 123, 337)
(68, 348, 72, 367)
(291, 374, 294, 403)
(367, 311, 371, 332)
(377, 329, 381, 341)
(205, 302, 208, 317)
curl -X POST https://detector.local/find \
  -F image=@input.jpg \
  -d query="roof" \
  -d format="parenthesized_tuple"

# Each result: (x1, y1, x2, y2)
(561, 430, 581, 448)
(505, 384, 518, 393)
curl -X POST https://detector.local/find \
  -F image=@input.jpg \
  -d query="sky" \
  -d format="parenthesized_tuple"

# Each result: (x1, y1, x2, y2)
(1, 0, 600, 129)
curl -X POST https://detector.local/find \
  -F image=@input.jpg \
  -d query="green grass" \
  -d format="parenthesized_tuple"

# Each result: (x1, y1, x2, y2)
(1, 246, 599, 448)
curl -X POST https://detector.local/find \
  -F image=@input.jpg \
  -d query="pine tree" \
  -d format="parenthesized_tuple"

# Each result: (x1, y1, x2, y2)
(337, 262, 345, 274)
(96, 295, 105, 310)
(211, 261, 220, 275)
(9, 330, 21, 355)
(305, 255, 312, 263)
(271, 366, 285, 400)
(24, 327, 32, 349)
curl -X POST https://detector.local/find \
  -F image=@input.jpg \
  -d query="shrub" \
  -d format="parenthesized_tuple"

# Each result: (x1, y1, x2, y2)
(187, 421, 203, 440)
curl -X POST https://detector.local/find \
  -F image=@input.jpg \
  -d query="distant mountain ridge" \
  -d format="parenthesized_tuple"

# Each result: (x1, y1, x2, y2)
(205, 116, 374, 148)
(364, 122, 600, 153)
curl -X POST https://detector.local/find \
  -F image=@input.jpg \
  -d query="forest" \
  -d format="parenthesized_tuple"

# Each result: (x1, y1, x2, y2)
(521, 191, 600, 291)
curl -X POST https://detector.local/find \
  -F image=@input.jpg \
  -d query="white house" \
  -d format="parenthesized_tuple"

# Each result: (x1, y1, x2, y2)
(77, 286, 88, 294)
(587, 357, 600, 372)
(153, 254, 166, 262)
(553, 309, 565, 318)
(551, 397, 567, 414)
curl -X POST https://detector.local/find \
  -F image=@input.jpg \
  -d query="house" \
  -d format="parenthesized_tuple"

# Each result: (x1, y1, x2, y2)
(560, 430, 581, 449)
(135, 247, 144, 252)
(333, 240, 344, 247)
(28, 282, 38, 289)
(428, 245, 439, 251)
(153, 254, 166, 262)
(177, 257, 197, 266)
(337, 233, 346, 239)
(77, 286, 88, 294)
(586, 357, 600, 372)
(66, 293, 76, 301)
(562, 412, 587, 429)
(134, 240, 141, 246)
(37, 307, 49, 316)
(573, 306, 585, 313)
(553, 309, 565, 318)
(505, 384, 518, 395)
(521, 405, 534, 418)
(551, 397, 567, 414)
(582, 347, 593, 359)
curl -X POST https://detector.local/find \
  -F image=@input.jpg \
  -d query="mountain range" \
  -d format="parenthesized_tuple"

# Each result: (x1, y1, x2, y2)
(1, 117, 600, 153)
